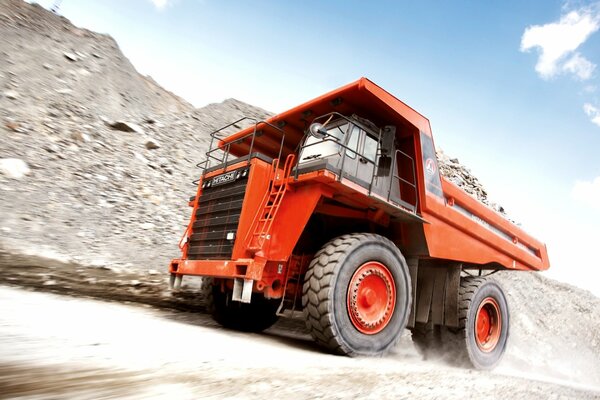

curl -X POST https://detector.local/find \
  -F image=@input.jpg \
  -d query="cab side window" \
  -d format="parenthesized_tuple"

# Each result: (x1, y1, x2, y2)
(346, 126, 360, 158)
(363, 134, 378, 162)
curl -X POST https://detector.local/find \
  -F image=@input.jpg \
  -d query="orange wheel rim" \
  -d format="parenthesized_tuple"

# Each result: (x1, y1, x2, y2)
(475, 297, 502, 352)
(347, 261, 396, 334)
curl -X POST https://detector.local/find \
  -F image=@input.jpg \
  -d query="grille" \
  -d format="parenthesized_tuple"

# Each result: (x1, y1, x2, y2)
(187, 171, 248, 260)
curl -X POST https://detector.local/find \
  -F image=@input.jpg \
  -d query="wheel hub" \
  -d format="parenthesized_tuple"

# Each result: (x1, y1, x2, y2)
(362, 288, 377, 307)
(347, 261, 396, 334)
(475, 297, 502, 352)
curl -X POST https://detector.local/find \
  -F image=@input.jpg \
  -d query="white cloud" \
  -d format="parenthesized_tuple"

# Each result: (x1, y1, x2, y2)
(150, 0, 172, 10)
(562, 52, 596, 79)
(520, 9, 600, 80)
(572, 176, 600, 209)
(583, 103, 600, 126)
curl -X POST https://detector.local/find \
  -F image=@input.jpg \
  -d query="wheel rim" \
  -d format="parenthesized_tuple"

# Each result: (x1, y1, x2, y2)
(475, 297, 502, 352)
(347, 261, 396, 334)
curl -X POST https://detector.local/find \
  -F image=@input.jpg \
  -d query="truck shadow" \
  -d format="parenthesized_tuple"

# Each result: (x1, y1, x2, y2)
(157, 307, 323, 354)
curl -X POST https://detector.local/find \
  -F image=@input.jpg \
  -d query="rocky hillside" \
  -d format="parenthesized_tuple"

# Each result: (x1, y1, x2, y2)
(1, 0, 190, 118)
(0, 0, 599, 390)
(0, 0, 269, 271)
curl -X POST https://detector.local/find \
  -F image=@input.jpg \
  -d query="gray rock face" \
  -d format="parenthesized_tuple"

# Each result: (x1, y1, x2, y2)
(0, 0, 270, 272)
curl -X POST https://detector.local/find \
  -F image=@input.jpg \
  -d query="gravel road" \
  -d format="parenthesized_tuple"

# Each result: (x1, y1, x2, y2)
(1, 285, 598, 400)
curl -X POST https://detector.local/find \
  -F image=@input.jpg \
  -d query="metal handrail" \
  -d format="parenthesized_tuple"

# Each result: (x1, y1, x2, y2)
(195, 117, 288, 178)
(195, 116, 255, 170)
(388, 149, 418, 211)
(243, 158, 278, 247)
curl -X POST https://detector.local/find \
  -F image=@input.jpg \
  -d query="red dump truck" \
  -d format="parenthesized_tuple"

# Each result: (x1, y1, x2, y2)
(169, 78, 549, 370)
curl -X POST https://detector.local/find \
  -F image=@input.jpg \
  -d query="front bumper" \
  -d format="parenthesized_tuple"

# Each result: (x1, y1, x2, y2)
(168, 257, 266, 281)
(168, 258, 267, 303)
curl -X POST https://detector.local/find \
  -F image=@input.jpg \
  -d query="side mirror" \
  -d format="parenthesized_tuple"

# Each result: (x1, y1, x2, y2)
(309, 122, 328, 139)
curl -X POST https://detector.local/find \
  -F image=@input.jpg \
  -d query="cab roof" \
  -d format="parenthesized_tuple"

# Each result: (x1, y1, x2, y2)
(220, 77, 432, 159)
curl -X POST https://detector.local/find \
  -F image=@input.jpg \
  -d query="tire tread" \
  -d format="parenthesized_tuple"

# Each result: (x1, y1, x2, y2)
(302, 233, 411, 356)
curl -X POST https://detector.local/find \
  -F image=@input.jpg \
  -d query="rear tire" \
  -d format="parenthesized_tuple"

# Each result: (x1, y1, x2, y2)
(449, 276, 509, 369)
(202, 278, 279, 332)
(302, 233, 412, 356)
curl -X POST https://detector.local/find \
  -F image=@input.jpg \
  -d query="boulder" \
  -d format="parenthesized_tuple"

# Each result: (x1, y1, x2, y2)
(3, 90, 18, 100)
(104, 119, 144, 134)
(0, 158, 30, 179)
(145, 138, 160, 150)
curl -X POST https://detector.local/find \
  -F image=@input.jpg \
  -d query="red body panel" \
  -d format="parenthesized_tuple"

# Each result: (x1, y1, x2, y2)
(421, 178, 549, 271)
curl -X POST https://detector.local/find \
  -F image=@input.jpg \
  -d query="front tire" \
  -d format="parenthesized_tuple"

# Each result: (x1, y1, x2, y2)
(302, 233, 412, 356)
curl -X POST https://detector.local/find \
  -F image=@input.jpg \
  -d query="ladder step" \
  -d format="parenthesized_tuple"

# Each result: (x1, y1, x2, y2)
(248, 154, 296, 253)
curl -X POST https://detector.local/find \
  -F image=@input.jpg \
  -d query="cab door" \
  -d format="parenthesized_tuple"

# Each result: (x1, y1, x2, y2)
(356, 132, 378, 187)
(341, 125, 376, 189)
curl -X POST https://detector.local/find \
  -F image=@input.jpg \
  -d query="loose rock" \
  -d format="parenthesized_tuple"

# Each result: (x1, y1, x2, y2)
(0, 158, 30, 179)
(71, 131, 91, 143)
(145, 138, 160, 150)
(63, 51, 78, 62)
(4, 90, 18, 100)
(105, 120, 145, 134)
(5, 121, 20, 131)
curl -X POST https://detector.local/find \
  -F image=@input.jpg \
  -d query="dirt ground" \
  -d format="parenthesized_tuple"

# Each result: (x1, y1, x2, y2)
(0, 285, 598, 400)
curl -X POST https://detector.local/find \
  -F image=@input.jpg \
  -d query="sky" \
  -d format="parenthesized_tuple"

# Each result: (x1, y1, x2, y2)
(32, 0, 600, 296)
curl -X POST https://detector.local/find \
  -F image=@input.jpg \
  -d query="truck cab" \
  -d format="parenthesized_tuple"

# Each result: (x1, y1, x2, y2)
(297, 113, 416, 213)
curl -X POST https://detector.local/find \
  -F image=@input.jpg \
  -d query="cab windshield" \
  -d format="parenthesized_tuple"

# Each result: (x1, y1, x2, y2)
(298, 121, 348, 163)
